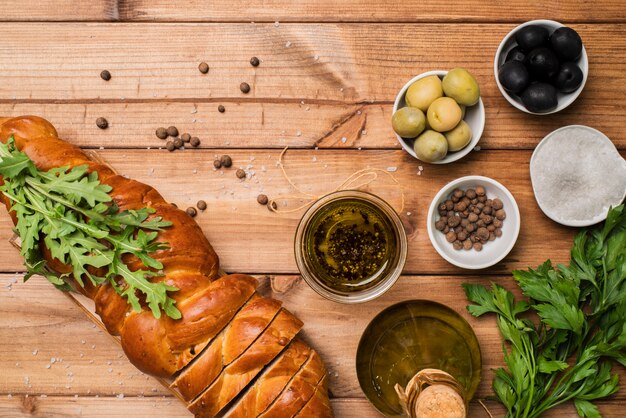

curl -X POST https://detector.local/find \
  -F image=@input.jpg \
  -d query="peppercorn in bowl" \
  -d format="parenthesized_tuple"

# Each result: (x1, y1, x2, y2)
(427, 176, 520, 269)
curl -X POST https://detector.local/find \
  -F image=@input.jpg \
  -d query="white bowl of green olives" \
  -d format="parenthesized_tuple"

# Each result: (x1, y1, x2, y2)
(392, 70, 485, 164)
(427, 176, 520, 270)
(495, 20, 588, 115)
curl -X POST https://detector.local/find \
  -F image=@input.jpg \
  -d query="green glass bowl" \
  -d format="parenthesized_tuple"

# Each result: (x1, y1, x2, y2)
(356, 300, 482, 417)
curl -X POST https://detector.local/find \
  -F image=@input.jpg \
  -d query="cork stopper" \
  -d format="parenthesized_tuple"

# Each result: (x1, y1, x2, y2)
(394, 369, 466, 418)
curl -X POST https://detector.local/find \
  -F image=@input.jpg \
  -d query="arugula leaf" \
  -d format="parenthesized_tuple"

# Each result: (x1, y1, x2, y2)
(0, 137, 180, 319)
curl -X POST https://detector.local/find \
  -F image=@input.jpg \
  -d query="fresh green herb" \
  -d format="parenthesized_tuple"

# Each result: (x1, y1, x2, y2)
(0, 137, 180, 319)
(464, 204, 626, 418)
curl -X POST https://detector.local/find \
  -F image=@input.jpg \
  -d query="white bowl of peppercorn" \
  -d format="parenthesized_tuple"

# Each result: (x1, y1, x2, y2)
(427, 176, 520, 270)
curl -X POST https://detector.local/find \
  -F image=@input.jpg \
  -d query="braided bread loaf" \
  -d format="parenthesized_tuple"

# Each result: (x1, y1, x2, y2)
(0, 116, 332, 417)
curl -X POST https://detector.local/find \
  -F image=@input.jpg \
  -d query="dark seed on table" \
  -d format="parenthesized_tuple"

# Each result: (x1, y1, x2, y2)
(173, 137, 184, 148)
(156, 127, 168, 139)
(236, 169, 246, 179)
(240, 82, 251, 94)
(220, 155, 233, 168)
(213, 159, 222, 169)
(198, 62, 209, 74)
(100, 70, 111, 81)
(186, 207, 197, 217)
(257, 194, 269, 205)
(181, 133, 191, 143)
(218, 105, 225, 113)
(250, 56, 260, 67)
(269, 201, 277, 210)
(96, 117, 108, 129)
(167, 126, 179, 137)
(166, 141, 175, 152)
(171, 203, 178, 208)
(197, 200, 207, 211)
(190, 137, 201, 147)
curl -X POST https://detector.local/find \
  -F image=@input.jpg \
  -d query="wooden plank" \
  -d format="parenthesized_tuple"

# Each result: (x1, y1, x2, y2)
(118, 1, 626, 23)
(0, 396, 623, 418)
(1, 149, 616, 275)
(2, 102, 625, 151)
(2, 274, 626, 400)
(0, 1, 117, 21)
(0, 23, 624, 111)
(0, 396, 626, 418)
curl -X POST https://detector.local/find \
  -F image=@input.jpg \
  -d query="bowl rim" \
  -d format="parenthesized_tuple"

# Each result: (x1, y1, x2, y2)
(494, 19, 589, 115)
(294, 189, 408, 303)
(392, 70, 485, 164)
(530, 124, 626, 227)
(355, 299, 483, 417)
(427, 175, 521, 269)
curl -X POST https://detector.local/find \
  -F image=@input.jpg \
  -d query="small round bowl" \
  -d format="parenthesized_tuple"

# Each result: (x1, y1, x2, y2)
(294, 190, 407, 304)
(427, 176, 521, 270)
(393, 70, 485, 164)
(494, 19, 588, 115)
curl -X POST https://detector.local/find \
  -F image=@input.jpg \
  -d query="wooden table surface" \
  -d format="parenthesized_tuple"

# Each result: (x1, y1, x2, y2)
(1, 1, 625, 417)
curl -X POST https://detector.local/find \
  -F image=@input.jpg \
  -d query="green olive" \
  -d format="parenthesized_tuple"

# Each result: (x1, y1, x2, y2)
(427, 97, 462, 132)
(392, 107, 426, 138)
(444, 120, 472, 151)
(414, 130, 448, 163)
(442, 68, 480, 106)
(405, 76, 444, 112)
(459, 105, 466, 120)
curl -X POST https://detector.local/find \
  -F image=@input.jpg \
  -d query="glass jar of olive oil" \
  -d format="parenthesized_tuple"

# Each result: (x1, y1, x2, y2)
(294, 190, 407, 303)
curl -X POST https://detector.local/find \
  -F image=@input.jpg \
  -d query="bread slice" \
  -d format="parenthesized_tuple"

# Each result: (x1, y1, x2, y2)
(188, 309, 303, 417)
(294, 375, 333, 418)
(258, 348, 326, 417)
(172, 295, 282, 401)
(224, 339, 312, 418)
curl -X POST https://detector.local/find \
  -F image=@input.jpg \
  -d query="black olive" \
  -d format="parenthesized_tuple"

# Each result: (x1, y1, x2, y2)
(498, 61, 530, 93)
(505, 46, 526, 63)
(550, 27, 583, 61)
(515, 25, 549, 51)
(554, 62, 584, 93)
(525, 47, 560, 80)
(521, 83, 558, 113)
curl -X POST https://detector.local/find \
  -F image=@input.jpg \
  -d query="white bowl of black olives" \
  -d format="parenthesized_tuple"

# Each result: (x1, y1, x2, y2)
(495, 20, 588, 114)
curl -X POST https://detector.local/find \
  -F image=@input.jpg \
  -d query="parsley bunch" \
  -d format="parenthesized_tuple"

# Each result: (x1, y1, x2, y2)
(0, 137, 181, 319)
(464, 204, 626, 417)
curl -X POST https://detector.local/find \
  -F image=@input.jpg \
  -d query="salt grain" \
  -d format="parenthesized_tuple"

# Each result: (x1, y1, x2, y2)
(387, 166, 397, 172)
(285, 41, 291, 48)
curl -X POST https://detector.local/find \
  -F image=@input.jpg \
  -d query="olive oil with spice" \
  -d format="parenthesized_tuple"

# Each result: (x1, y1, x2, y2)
(304, 198, 397, 293)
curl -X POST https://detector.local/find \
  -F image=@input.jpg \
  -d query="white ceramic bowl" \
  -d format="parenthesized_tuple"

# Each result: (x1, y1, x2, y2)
(427, 176, 521, 269)
(530, 125, 626, 227)
(494, 19, 588, 115)
(393, 70, 485, 164)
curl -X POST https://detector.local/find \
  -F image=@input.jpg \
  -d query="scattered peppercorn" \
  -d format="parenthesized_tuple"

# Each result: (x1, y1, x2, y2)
(213, 159, 222, 169)
(257, 194, 269, 205)
(197, 200, 207, 211)
(166, 141, 175, 152)
(220, 155, 232, 168)
(435, 186, 506, 252)
(156, 127, 168, 139)
(167, 126, 179, 137)
(240, 82, 251, 94)
(181, 133, 191, 143)
(198, 62, 209, 74)
(173, 137, 184, 149)
(236, 169, 246, 179)
(269, 201, 277, 210)
(218, 105, 225, 113)
(250, 57, 260, 67)
(186, 207, 197, 217)
(96, 117, 108, 129)
(190, 137, 200, 147)
(100, 70, 111, 81)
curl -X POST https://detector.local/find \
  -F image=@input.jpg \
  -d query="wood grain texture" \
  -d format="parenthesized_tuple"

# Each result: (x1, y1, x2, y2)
(1, 275, 625, 416)
(0, 23, 624, 110)
(1, 102, 625, 151)
(96, 0, 626, 24)
(1, 148, 612, 275)
(0, 1, 118, 21)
